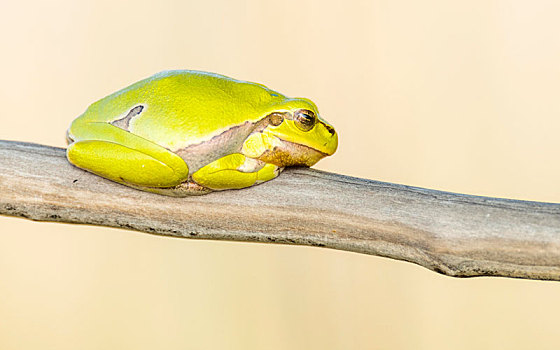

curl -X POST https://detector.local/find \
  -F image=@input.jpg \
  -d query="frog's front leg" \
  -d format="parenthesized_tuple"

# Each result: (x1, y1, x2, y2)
(192, 154, 283, 190)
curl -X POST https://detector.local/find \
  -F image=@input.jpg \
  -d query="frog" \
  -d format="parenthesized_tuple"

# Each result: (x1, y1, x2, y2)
(66, 70, 338, 196)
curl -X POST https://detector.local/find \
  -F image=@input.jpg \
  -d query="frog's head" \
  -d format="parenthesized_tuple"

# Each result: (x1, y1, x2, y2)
(256, 97, 338, 167)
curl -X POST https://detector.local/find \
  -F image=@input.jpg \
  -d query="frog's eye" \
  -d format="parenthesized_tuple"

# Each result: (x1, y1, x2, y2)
(294, 109, 316, 132)
(269, 112, 284, 126)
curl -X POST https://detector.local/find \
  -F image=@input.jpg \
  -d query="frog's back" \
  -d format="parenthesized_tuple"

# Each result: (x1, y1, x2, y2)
(72, 70, 284, 150)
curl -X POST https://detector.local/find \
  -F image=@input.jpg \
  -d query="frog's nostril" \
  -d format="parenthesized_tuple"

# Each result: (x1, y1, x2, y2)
(325, 124, 335, 135)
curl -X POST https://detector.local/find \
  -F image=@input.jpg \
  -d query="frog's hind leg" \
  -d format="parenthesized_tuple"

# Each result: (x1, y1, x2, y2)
(67, 122, 189, 189)
(67, 140, 186, 188)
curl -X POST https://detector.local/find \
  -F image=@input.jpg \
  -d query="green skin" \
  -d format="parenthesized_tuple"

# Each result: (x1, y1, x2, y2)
(66, 70, 338, 196)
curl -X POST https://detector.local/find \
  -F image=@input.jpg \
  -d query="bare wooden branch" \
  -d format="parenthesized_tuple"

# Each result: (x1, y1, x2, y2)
(1, 140, 559, 281)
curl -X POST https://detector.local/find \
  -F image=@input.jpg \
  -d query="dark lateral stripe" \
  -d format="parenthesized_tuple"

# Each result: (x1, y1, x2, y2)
(174, 121, 257, 173)
(111, 105, 145, 131)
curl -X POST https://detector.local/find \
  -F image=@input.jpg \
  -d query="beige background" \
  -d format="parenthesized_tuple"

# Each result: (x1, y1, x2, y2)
(1, 1, 560, 349)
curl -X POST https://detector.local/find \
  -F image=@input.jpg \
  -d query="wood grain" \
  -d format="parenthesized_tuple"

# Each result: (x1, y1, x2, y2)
(1, 140, 559, 280)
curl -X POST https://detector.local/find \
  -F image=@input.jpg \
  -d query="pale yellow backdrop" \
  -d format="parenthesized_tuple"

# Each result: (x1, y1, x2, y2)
(1, 1, 559, 349)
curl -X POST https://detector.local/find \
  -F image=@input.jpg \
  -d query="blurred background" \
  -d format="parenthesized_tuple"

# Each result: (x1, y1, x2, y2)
(1, 0, 560, 349)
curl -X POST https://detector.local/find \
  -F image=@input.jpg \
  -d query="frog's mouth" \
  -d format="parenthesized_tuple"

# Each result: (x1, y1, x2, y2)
(257, 139, 328, 167)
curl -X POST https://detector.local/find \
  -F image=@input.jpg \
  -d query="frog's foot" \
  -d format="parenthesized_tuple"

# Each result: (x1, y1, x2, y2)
(191, 153, 283, 190)
(130, 180, 213, 197)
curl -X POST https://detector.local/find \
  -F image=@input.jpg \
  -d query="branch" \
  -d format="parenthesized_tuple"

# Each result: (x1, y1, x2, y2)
(1, 140, 559, 281)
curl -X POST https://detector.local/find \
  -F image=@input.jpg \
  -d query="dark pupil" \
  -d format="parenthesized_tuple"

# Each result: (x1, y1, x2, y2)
(300, 113, 314, 124)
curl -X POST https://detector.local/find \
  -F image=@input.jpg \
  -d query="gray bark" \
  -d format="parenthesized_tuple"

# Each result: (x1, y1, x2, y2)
(1, 140, 559, 281)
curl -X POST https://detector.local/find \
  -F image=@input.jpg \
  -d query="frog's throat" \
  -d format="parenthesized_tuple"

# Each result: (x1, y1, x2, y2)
(257, 139, 328, 167)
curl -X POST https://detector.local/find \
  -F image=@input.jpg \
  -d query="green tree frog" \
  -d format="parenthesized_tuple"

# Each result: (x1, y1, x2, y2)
(66, 70, 338, 196)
